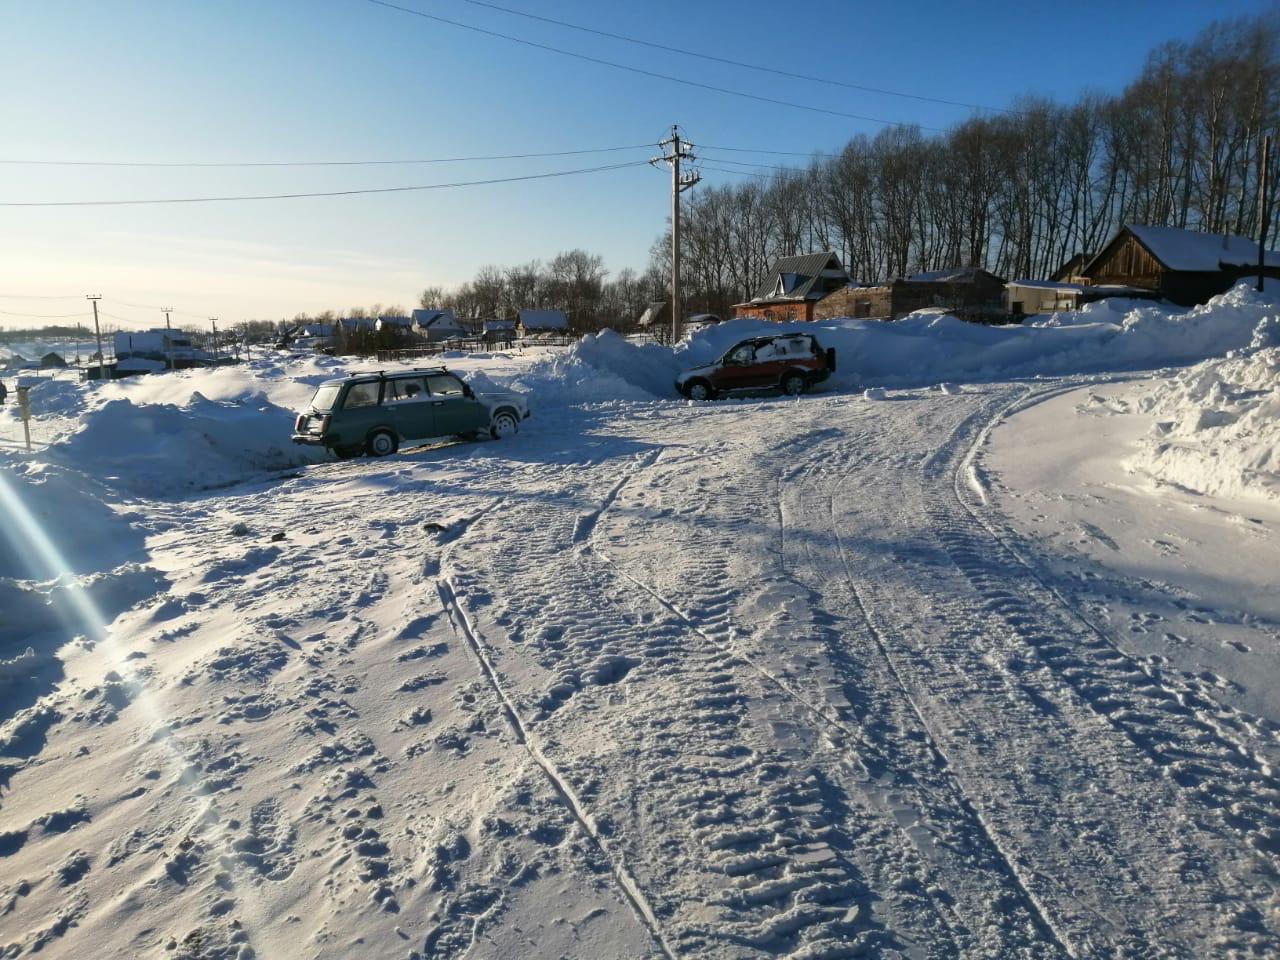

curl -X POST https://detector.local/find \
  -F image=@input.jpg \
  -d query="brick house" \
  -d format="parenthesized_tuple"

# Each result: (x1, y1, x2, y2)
(733, 252, 851, 322)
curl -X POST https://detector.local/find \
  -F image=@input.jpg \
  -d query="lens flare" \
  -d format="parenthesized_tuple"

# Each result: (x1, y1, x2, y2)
(0, 466, 265, 953)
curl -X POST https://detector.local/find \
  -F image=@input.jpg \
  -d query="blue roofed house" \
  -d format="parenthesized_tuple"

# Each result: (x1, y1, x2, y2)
(516, 309, 569, 337)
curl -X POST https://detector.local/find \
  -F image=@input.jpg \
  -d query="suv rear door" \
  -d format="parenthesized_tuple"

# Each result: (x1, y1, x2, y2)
(425, 373, 488, 435)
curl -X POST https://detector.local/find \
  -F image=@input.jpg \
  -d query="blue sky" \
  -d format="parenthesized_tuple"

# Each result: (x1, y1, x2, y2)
(0, 0, 1271, 329)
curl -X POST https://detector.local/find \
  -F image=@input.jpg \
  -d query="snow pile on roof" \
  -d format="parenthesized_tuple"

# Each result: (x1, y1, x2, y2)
(1126, 224, 1280, 271)
(509, 330, 679, 404)
(1128, 328, 1280, 503)
(517, 309, 569, 331)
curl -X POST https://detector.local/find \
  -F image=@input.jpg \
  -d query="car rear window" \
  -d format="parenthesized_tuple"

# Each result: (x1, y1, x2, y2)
(342, 382, 380, 409)
(427, 374, 465, 397)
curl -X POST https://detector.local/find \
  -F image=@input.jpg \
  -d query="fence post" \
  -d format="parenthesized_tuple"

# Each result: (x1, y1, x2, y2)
(16, 385, 32, 451)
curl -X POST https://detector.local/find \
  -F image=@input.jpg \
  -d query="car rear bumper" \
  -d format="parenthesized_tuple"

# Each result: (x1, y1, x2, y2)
(291, 433, 330, 447)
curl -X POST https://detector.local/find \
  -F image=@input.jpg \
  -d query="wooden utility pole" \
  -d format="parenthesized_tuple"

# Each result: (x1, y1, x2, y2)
(210, 318, 219, 360)
(1259, 133, 1271, 294)
(651, 126, 699, 344)
(86, 294, 104, 379)
(162, 307, 175, 371)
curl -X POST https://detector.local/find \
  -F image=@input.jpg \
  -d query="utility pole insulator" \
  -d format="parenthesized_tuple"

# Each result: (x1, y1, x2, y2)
(651, 125, 700, 345)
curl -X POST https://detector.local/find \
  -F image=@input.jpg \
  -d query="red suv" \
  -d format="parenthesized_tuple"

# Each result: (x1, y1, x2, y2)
(675, 332, 835, 400)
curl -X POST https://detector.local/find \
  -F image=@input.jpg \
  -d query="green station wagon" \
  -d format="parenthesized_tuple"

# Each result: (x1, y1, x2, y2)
(292, 367, 530, 459)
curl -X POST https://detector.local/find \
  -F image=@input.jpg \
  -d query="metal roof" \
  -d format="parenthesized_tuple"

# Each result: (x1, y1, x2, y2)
(748, 252, 848, 303)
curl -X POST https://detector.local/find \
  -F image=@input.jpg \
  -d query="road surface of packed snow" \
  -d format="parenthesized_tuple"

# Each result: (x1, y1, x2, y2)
(3, 291, 1280, 958)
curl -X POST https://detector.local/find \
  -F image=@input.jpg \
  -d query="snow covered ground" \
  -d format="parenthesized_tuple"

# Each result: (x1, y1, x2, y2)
(3, 288, 1280, 958)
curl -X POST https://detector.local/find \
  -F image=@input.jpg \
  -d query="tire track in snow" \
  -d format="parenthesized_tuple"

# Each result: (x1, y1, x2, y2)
(767, 414, 1074, 957)
(584, 415, 1006, 957)
(445, 441, 907, 958)
(434, 576, 680, 960)
(943, 386, 1280, 887)
(835, 382, 1280, 953)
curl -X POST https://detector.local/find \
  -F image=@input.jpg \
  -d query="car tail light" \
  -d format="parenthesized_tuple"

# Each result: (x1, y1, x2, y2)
(295, 414, 306, 432)
(317, 415, 331, 434)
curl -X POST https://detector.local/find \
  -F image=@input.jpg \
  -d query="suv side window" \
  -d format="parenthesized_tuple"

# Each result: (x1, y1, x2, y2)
(426, 374, 466, 397)
(343, 381, 380, 409)
(728, 345, 755, 365)
(385, 377, 428, 403)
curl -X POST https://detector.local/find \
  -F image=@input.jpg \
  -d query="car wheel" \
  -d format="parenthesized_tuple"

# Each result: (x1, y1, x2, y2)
(781, 373, 807, 396)
(366, 429, 399, 457)
(490, 409, 520, 440)
(685, 379, 715, 401)
(333, 445, 362, 460)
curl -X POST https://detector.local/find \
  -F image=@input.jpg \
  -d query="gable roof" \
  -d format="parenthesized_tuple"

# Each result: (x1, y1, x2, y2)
(749, 252, 848, 303)
(517, 308, 569, 330)
(411, 308, 460, 328)
(1091, 224, 1280, 273)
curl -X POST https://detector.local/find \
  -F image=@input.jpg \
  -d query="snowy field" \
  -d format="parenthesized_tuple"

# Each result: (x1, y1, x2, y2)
(3, 288, 1280, 958)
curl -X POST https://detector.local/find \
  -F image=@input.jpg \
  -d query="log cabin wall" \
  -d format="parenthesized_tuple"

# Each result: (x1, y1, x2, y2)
(1086, 233, 1163, 290)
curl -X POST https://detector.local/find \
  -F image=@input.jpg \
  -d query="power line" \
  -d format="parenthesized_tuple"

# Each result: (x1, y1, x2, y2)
(0, 293, 85, 300)
(0, 143, 654, 168)
(449, 0, 1010, 115)
(0, 159, 647, 207)
(108, 299, 209, 320)
(0, 309, 89, 319)
(363, 0, 945, 132)
(700, 156, 808, 172)
(699, 144, 838, 157)
(697, 164, 807, 182)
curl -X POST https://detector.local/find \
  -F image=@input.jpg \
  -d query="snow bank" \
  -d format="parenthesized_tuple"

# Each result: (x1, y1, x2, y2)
(0, 465, 147, 579)
(508, 330, 680, 404)
(48, 392, 328, 496)
(1129, 332, 1280, 503)
(676, 282, 1279, 393)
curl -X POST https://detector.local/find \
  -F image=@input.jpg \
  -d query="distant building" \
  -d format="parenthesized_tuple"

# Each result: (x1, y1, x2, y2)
(1004, 279, 1159, 317)
(412, 308, 466, 342)
(39, 352, 67, 368)
(1079, 224, 1280, 306)
(374, 315, 414, 335)
(733, 252, 851, 322)
(516, 309, 569, 336)
(818, 267, 1007, 321)
(113, 328, 214, 368)
(482, 319, 516, 345)
(1050, 252, 1092, 282)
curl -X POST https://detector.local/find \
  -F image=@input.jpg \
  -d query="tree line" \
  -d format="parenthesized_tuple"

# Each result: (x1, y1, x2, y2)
(266, 11, 1280, 335)
(671, 12, 1280, 318)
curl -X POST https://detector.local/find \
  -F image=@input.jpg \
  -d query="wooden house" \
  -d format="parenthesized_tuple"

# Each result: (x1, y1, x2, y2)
(1004, 279, 1159, 317)
(733, 252, 851, 322)
(1081, 225, 1280, 306)
(817, 267, 1006, 321)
